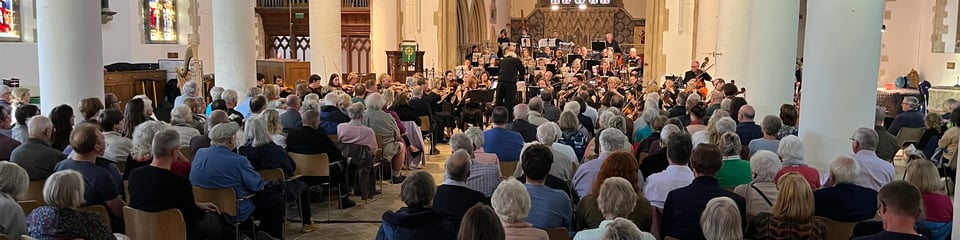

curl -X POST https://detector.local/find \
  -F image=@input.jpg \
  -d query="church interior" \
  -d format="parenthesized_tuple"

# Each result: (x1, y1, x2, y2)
(0, 0, 959, 239)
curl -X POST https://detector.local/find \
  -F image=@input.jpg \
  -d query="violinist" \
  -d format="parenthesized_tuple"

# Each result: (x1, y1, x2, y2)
(570, 59, 586, 75)
(661, 79, 678, 109)
(598, 60, 616, 77)
(479, 71, 492, 89)
(601, 77, 624, 105)
(521, 48, 536, 67)
(554, 50, 566, 67)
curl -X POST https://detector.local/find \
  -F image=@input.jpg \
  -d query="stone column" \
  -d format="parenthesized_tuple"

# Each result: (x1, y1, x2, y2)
(309, 0, 341, 85)
(36, 0, 104, 114)
(212, 0, 256, 92)
(714, 0, 750, 83)
(743, 0, 800, 117)
(799, 0, 883, 171)
(370, 0, 399, 73)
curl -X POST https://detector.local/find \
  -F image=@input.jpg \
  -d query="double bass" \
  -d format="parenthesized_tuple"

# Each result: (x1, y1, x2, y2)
(685, 57, 712, 99)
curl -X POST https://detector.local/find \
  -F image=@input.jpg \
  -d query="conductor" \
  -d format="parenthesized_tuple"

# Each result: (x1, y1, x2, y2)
(497, 46, 525, 108)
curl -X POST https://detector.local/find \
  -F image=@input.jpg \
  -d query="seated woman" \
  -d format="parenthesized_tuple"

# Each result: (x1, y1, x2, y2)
(745, 173, 827, 239)
(715, 132, 751, 189)
(464, 127, 500, 165)
(169, 105, 202, 147)
(260, 109, 287, 148)
(0, 162, 29, 238)
(491, 178, 549, 240)
(458, 204, 505, 240)
(904, 160, 953, 240)
(364, 93, 407, 184)
(575, 152, 652, 232)
(775, 136, 820, 189)
(918, 112, 944, 157)
(376, 171, 455, 239)
(558, 111, 589, 162)
(124, 121, 191, 179)
(700, 197, 743, 240)
(733, 150, 782, 216)
(574, 177, 656, 239)
(27, 170, 115, 240)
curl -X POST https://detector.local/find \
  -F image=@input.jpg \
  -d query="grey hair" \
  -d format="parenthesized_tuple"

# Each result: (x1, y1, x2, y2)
(209, 87, 225, 101)
(761, 115, 783, 136)
(302, 99, 321, 113)
(720, 98, 732, 112)
(514, 104, 530, 120)
(830, 155, 861, 184)
(645, 92, 661, 102)
(27, 115, 52, 138)
(700, 197, 743, 240)
(598, 110, 616, 129)
(44, 170, 85, 209)
(365, 93, 386, 110)
(904, 96, 919, 110)
(750, 150, 783, 182)
(718, 131, 742, 157)
(716, 117, 736, 133)
(151, 128, 181, 157)
(642, 108, 659, 124)
(643, 100, 658, 113)
(245, 87, 262, 98)
(324, 92, 341, 106)
(711, 110, 730, 122)
(400, 171, 436, 208)
(602, 218, 644, 240)
(0, 161, 29, 198)
(852, 127, 879, 151)
(450, 132, 475, 156)
(528, 97, 544, 112)
(221, 89, 239, 103)
(599, 128, 629, 153)
(777, 135, 804, 162)
(304, 93, 320, 102)
(0, 85, 9, 95)
(685, 93, 701, 108)
(170, 105, 193, 124)
(660, 124, 681, 144)
(465, 127, 485, 150)
(243, 116, 273, 147)
(412, 86, 423, 97)
(491, 178, 531, 223)
(182, 81, 198, 97)
(536, 122, 561, 145)
(346, 102, 365, 120)
(445, 149, 472, 182)
(875, 106, 886, 124)
(604, 115, 627, 135)
(131, 121, 167, 159)
(563, 101, 581, 114)
(597, 177, 637, 218)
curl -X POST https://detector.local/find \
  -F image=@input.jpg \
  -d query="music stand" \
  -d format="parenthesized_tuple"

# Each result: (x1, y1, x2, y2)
(465, 89, 495, 103)
(520, 37, 533, 48)
(567, 54, 583, 65)
(546, 64, 557, 74)
(591, 41, 606, 52)
(485, 66, 499, 78)
(471, 53, 482, 67)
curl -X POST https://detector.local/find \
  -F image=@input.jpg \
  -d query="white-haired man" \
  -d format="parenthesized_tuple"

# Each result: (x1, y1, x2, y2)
(508, 104, 538, 142)
(10, 115, 64, 180)
(520, 122, 578, 182)
(527, 97, 549, 126)
(832, 127, 895, 191)
(204, 86, 224, 115)
(432, 149, 488, 232)
(887, 96, 924, 135)
(814, 156, 879, 222)
(320, 92, 349, 134)
(572, 128, 644, 199)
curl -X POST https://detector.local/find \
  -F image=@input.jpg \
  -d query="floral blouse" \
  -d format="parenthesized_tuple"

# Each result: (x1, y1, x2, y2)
(26, 206, 113, 240)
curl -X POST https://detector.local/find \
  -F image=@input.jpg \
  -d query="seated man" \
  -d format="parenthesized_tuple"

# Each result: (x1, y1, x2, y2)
(377, 171, 456, 239)
(11, 115, 65, 180)
(887, 96, 925, 136)
(0, 107, 20, 161)
(846, 127, 896, 191)
(644, 131, 695, 209)
(280, 95, 302, 130)
(129, 129, 227, 239)
(735, 105, 762, 145)
(640, 125, 682, 180)
(190, 122, 283, 239)
(450, 133, 501, 197)
(522, 144, 574, 232)
(508, 104, 538, 142)
(815, 156, 879, 222)
(53, 124, 125, 232)
(527, 97, 549, 126)
(432, 150, 488, 232)
(11, 104, 40, 143)
(188, 110, 228, 157)
(483, 106, 525, 162)
(572, 128, 643, 199)
(851, 181, 927, 240)
(286, 110, 356, 208)
(661, 144, 747, 240)
(873, 107, 900, 162)
(320, 92, 350, 134)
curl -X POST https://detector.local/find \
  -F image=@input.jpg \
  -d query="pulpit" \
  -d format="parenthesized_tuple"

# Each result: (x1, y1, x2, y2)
(385, 50, 425, 83)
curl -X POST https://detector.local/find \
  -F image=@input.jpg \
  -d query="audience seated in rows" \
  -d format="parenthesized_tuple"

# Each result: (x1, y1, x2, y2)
(260, 109, 287, 148)
(377, 171, 456, 239)
(715, 132, 751, 189)
(527, 97, 549, 126)
(776, 104, 799, 139)
(484, 106, 525, 162)
(286, 110, 356, 208)
(521, 144, 574, 233)
(491, 178, 549, 240)
(433, 150, 489, 232)
(464, 127, 500, 165)
(745, 173, 827, 239)
(124, 121, 190, 179)
(661, 143, 746, 240)
(643, 132, 694, 209)
(54, 124, 126, 232)
(574, 177, 656, 240)
(0, 107, 19, 161)
(843, 127, 896, 191)
(686, 105, 707, 135)
(692, 116, 735, 147)
(188, 110, 228, 157)
(775, 135, 821, 189)
(699, 196, 743, 240)
(639, 124, 681, 180)
(939, 107, 960, 171)
(280, 95, 302, 130)
(887, 96, 924, 136)
(733, 150, 782, 215)
(11, 104, 40, 143)
(97, 109, 132, 163)
(851, 181, 927, 240)
(321, 92, 350, 134)
(575, 151, 652, 232)
(558, 110, 589, 161)
(748, 115, 781, 157)
(519, 122, 577, 182)
(26, 170, 114, 240)
(508, 104, 538, 142)
(874, 106, 900, 162)
(573, 128, 643, 199)
(449, 133, 501, 197)
(735, 105, 762, 146)
(814, 155, 878, 222)
(169, 105, 201, 147)
(636, 115, 667, 156)
(338, 102, 378, 152)
(903, 160, 953, 240)
(364, 93, 407, 183)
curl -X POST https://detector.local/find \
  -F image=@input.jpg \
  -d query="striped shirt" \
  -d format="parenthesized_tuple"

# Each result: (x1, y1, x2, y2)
(466, 159, 502, 197)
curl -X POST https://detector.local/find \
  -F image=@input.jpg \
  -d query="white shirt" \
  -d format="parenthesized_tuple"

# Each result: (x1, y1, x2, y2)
(519, 142, 580, 182)
(102, 131, 132, 162)
(822, 150, 894, 191)
(271, 134, 287, 148)
(691, 131, 709, 146)
(643, 165, 695, 208)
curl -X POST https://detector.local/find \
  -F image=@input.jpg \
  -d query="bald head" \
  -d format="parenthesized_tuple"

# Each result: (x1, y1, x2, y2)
(738, 105, 755, 121)
(446, 149, 472, 182)
(207, 110, 228, 131)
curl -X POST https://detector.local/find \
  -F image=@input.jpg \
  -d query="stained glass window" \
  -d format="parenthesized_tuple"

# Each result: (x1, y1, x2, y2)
(144, 0, 177, 43)
(0, 0, 20, 41)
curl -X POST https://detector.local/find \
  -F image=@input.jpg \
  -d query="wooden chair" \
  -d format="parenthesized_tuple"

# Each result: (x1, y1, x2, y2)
(256, 168, 303, 230)
(18, 200, 40, 216)
(328, 134, 339, 144)
(192, 187, 246, 239)
(288, 152, 341, 221)
(77, 205, 111, 230)
(0, 234, 6, 240)
(20, 235, 35, 240)
(897, 127, 925, 147)
(820, 217, 857, 240)
(419, 116, 434, 153)
(371, 135, 385, 201)
(22, 181, 44, 203)
(545, 228, 568, 240)
(122, 206, 187, 240)
(499, 161, 519, 179)
(117, 161, 127, 174)
(180, 148, 194, 162)
(650, 206, 663, 239)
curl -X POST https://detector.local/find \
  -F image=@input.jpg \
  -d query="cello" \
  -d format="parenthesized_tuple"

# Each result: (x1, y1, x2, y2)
(685, 57, 712, 99)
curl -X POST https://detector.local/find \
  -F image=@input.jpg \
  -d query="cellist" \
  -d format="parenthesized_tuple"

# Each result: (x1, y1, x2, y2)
(682, 60, 711, 100)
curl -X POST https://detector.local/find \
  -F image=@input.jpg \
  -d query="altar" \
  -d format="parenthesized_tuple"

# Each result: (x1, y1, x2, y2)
(929, 86, 960, 113)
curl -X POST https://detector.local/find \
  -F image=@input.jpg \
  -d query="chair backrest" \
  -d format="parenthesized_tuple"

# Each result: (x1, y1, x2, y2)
(546, 228, 567, 240)
(0, 233, 7, 240)
(20, 235, 35, 240)
(18, 200, 40, 216)
(329, 134, 340, 144)
(897, 127, 925, 147)
(419, 116, 430, 132)
(258, 168, 286, 182)
(650, 206, 663, 239)
(180, 148, 193, 162)
(192, 187, 239, 217)
(288, 152, 331, 177)
(500, 161, 519, 179)
(22, 181, 44, 203)
(819, 217, 857, 240)
(77, 205, 111, 229)
(122, 206, 187, 240)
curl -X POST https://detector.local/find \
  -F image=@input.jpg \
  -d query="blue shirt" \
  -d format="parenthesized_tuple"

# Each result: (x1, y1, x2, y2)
(525, 184, 573, 232)
(189, 145, 265, 222)
(235, 97, 252, 118)
(482, 127, 524, 162)
(54, 159, 119, 208)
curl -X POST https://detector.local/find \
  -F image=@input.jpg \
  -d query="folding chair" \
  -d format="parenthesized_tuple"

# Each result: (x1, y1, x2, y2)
(181, 148, 194, 162)
(419, 116, 434, 154)
(77, 205, 111, 230)
(897, 127, 925, 148)
(288, 152, 342, 221)
(329, 134, 340, 144)
(257, 168, 304, 231)
(192, 187, 250, 239)
(546, 228, 568, 240)
(22, 181, 44, 203)
(819, 217, 857, 240)
(499, 161, 519, 180)
(17, 200, 40, 216)
(371, 135, 386, 200)
(123, 206, 187, 240)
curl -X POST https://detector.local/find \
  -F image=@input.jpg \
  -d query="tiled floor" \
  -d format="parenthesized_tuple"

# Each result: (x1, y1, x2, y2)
(282, 144, 452, 240)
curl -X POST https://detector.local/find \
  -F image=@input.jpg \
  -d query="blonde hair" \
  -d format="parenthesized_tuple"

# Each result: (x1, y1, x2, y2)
(491, 178, 531, 223)
(700, 197, 742, 240)
(0, 161, 29, 199)
(904, 160, 945, 193)
(261, 109, 283, 135)
(772, 173, 815, 220)
(44, 170, 85, 208)
(262, 84, 280, 100)
(597, 177, 637, 218)
(924, 112, 942, 129)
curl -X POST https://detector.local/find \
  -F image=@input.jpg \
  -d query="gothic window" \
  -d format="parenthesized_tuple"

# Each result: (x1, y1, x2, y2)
(144, 0, 177, 43)
(0, 0, 20, 41)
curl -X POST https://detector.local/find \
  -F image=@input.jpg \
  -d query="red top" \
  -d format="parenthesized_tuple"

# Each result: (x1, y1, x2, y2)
(775, 165, 821, 189)
(922, 192, 953, 222)
(171, 161, 192, 179)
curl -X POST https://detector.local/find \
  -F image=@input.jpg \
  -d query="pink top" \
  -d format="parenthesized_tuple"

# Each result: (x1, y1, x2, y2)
(474, 150, 500, 166)
(775, 165, 821, 189)
(338, 122, 379, 151)
(502, 221, 549, 240)
(385, 110, 406, 134)
(922, 192, 953, 222)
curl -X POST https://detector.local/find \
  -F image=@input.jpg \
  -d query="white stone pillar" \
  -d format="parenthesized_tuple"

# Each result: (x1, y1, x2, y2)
(309, 0, 342, 85)
(799, 1, 883, 171)
(36, 0, 104, 115)
(370, 0, 399, 74)
(714, 0, 750, 84)
(743, 0, 799, 118)
(212, 0, 256, 93)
